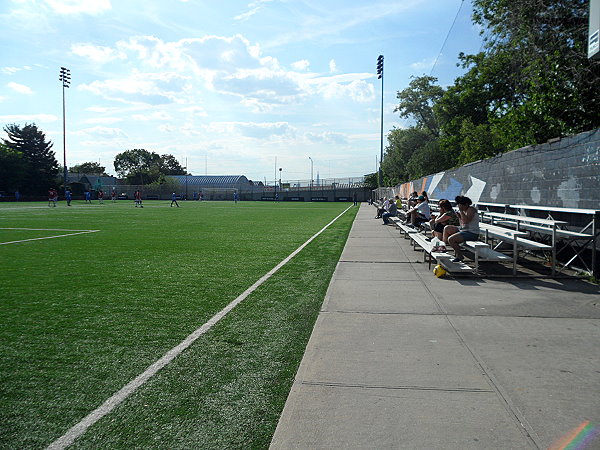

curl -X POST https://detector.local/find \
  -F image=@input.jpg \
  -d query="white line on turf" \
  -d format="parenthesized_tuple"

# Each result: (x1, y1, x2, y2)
(0, 230, 100, 245)
(1, 227, 97, 231)
(46, 205, 354, 450)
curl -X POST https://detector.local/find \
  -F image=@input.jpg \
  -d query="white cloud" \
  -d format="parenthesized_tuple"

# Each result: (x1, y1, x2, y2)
(329, 59, 338, 73)
(75, 126, 127, 138)
(0, 113, 57, 123)
(2, 66, 27, 75)
(158, 124, 177, 133)
(83, 117, 121, 125)
(42, 0, 112, 15)
(77, 33, 376, 116)
(180, 106, 208, 117)
(132, 111, 172, 121)
(86, 106, 112, 113)
(234, 0, 275, 21)
(204, 121, 293, 139)
(262, 0, 424, 49)
(71, 43, 126, 64)
(291, 60, 310, 71)
(305, 73, 375, 103)
(79, 70, 192, 105)
(410, 58, 435, 71)
(7, 82, 33, 94)
(305, 131, 349, 145)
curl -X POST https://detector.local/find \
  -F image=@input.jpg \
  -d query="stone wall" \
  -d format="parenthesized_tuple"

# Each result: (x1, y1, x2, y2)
(394, 128, 600, 210)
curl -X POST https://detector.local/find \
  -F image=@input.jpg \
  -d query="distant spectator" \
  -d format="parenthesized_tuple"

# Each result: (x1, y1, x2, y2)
(395, 195, 402, 209)
(382, 199, 398, 225)
(233, 191, 239, 203)
(443, 196, 480, 262)
(375, 197, 389, 219)
(405, 195, 430, 227)
(421, 191, 429, 202)
(15, 191, 20, 202)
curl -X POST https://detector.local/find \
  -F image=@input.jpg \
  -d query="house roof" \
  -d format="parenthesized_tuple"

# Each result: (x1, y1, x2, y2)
(168, 175, 255, 187)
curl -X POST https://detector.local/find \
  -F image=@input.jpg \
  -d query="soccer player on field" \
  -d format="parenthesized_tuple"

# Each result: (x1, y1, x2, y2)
(171, 192, 179, 207)
(98, 190, 104, 204)
(48, 188, 54, 207)
(134, 190, 143, 208)
(111, 189, 117, 203)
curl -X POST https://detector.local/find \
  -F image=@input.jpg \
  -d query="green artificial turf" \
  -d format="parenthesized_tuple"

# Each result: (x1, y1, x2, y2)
(0, 200, 357, 449)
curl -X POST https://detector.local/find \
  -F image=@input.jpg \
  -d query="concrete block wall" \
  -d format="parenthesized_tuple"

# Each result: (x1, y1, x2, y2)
(394, 128, 600, 210)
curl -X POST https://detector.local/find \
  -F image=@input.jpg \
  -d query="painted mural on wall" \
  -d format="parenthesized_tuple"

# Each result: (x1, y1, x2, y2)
(394, 128, 600, 210)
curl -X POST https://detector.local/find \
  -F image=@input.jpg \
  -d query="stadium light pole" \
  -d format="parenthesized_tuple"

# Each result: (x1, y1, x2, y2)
(308, 156, 313, 201)
(376, 55, 384, 188)
(59, 67, 71, 197)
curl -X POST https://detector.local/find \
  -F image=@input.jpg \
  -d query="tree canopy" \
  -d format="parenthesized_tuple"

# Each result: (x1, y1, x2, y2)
(70, 162, 107, 175)
(2, 123, 59, 195)
(382, 0, 600, 185)
(114, 149, 187, 185)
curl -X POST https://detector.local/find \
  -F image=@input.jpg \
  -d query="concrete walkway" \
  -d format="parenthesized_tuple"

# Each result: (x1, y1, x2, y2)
(270, 203, 600, 449)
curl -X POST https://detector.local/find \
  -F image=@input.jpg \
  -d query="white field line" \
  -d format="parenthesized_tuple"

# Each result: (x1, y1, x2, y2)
(0, 229, 100, 245)
(46, 205, 354, 450)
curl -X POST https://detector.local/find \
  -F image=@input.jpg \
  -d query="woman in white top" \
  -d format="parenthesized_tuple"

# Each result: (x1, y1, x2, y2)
(442, 196, 480, 262)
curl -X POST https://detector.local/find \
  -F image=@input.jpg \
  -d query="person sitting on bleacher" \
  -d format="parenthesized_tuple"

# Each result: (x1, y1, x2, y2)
(375, 197, 389, 219)
(407, 191, 418, 208)
(443, 195, 480, 262)
(395, 195, 402, 209)
(382, 198, 398, 225)
(404, 195, 431, 228)
(427, 199, 459, 241)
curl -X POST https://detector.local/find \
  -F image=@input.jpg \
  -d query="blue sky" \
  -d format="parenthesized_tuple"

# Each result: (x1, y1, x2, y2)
(0, 0, 482, 183)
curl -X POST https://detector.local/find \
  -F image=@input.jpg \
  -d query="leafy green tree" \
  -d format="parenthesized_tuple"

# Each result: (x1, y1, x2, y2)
(385, 76, 446, 184)
(70, 162, 107, 175)
(394, 76, 445, 137)
(2, 123, 58, 195)
(382, 127, 434, 183)
(159, 154, 186, 175)
(0, 143, 27, 192)
(114, 149, 186, 185)
(470, 0, 599, 146)
(434, 51, 511, 165)
(363, 173, 378, 190)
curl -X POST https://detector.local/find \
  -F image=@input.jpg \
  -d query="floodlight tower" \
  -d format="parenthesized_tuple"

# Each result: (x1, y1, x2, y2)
(376, 55, 384, 188)
(59, 67, 71, 196)
(308, 156, 313, 201)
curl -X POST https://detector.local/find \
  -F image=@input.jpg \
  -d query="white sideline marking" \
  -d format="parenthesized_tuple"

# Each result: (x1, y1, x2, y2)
(0, 228, 100, 245)
(46, 205, 354, 450)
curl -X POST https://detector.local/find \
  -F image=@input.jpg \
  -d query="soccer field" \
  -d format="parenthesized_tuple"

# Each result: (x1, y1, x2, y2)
(0, 200, 357, 449)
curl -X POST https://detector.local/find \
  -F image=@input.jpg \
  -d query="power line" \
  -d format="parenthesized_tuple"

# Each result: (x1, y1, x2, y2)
(430, 0, 466, 76)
